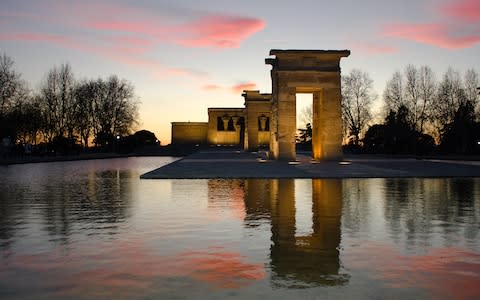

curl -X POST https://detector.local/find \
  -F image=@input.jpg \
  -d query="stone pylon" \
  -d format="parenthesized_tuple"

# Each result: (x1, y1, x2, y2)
(266, 50, 350, 161)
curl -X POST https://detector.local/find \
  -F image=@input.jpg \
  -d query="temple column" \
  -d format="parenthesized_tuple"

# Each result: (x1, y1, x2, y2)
(222, 116, 230, 131)
(312, 87, 342, 160)
(275, 85, 296, 161)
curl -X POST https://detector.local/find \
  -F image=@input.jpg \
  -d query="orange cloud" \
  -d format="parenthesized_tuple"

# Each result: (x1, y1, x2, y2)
(200, 82, 258, 94)
(231, 82, 257, 94)
(202, 84, 222, 91)
(384, 23, 480, 49)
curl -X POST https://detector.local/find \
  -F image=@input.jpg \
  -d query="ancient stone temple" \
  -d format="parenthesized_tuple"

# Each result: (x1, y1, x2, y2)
(171, 49, 350, 160)
(267, 50, 350, 160)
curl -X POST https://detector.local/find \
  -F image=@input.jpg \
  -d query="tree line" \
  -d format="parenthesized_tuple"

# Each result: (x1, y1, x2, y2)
(339, 65, 479, 155)
(1, 53, 139, 155)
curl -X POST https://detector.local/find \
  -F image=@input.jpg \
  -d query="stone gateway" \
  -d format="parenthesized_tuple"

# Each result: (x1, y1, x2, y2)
(267, 50, 350, 160)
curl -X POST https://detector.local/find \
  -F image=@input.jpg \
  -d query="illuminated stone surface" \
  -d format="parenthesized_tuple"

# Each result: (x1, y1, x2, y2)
(267, 50, 350, 161)
(242, 90, 271, 151)
(207, 108, 244, 145)
(171, 122, 208, 145)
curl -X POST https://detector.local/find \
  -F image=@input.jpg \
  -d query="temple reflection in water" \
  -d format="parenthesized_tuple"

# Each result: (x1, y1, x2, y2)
(208, 178, 349, 287)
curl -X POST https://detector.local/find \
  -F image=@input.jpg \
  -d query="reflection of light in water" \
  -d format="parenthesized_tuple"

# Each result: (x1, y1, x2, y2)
(295, 180, 313, 237)
(339, 161, 351, 165)
(2, 241, 264, 298)
(344, 241, 480, 300)
(2, 161, 479, 299)
(264, 179, 349, 287)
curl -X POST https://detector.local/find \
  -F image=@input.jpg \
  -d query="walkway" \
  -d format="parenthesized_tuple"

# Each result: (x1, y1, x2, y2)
(140, 150, 480, 179)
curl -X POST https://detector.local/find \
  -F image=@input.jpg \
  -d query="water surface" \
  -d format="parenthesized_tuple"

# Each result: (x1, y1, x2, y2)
(1, 157, 479, 299)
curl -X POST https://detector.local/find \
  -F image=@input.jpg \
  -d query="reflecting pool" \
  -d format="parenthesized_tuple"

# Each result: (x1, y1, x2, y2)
(1, 157, 479, 299)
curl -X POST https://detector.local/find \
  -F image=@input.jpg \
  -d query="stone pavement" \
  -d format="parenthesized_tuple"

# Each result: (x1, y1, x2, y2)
(140, 150, 480, 179)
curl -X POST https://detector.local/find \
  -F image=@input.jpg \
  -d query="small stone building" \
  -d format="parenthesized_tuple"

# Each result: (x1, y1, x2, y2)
(171, 90, 270, 151)
(171, 122, 208, 145)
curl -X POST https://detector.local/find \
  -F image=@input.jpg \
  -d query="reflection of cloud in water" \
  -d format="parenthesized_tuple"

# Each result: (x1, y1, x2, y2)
(207, 179, 246, 221)
(344, 241, 480, 299)
(0, 239, 264, 299)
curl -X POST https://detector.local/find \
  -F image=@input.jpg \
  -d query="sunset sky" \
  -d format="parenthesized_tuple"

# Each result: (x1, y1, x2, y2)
(1, 0, 479, 144)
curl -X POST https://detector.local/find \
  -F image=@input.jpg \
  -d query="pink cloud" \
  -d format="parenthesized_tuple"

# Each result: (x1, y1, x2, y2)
(384, 23, 480, 49)
(87, 15, 265, 50)
(0, 32, 159, 82)
(0, 32, 72, 46)
(86, 21, 170, 39)
(0, 2, 266, 81)
(439, 0, 480, 23)
(231, 82, 257, 94)
(177, 15, 266, 48)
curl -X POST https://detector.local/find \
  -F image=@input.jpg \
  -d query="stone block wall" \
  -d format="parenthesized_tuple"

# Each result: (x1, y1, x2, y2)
(171, 122, 208, 145)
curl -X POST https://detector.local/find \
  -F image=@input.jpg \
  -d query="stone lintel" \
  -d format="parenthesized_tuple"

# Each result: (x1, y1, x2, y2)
(171, 122, 208, 126)
(208, 108, 245, 113)
(269, 49, 351, 58)
(242, 90, 271, 105)
(273, 66, 341, 72)
(266, 49, 350, 71)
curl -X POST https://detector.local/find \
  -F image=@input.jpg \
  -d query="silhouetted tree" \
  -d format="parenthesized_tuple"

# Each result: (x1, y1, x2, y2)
(364, 105, 434, 154)
(297, 123, 312, 143)
(131, 130, 158, 145)
(0, 53, 28, 114)
(92, 76, 139, 149)
(417, 66, 437, 133)
(440, 101, 479, 154)
(430, 68, 467, 139)
(383, 65, 436, 134)
(463, 69, 479, 120)
(38, 63, 75, 142)
(341, 69, 376, 146)
(296, 123, 312, 151)
(73, 79, 97, 147)
(383, 70, 404, 113)
(0, 53, 30, 141)
(8, 96, 43, 144)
